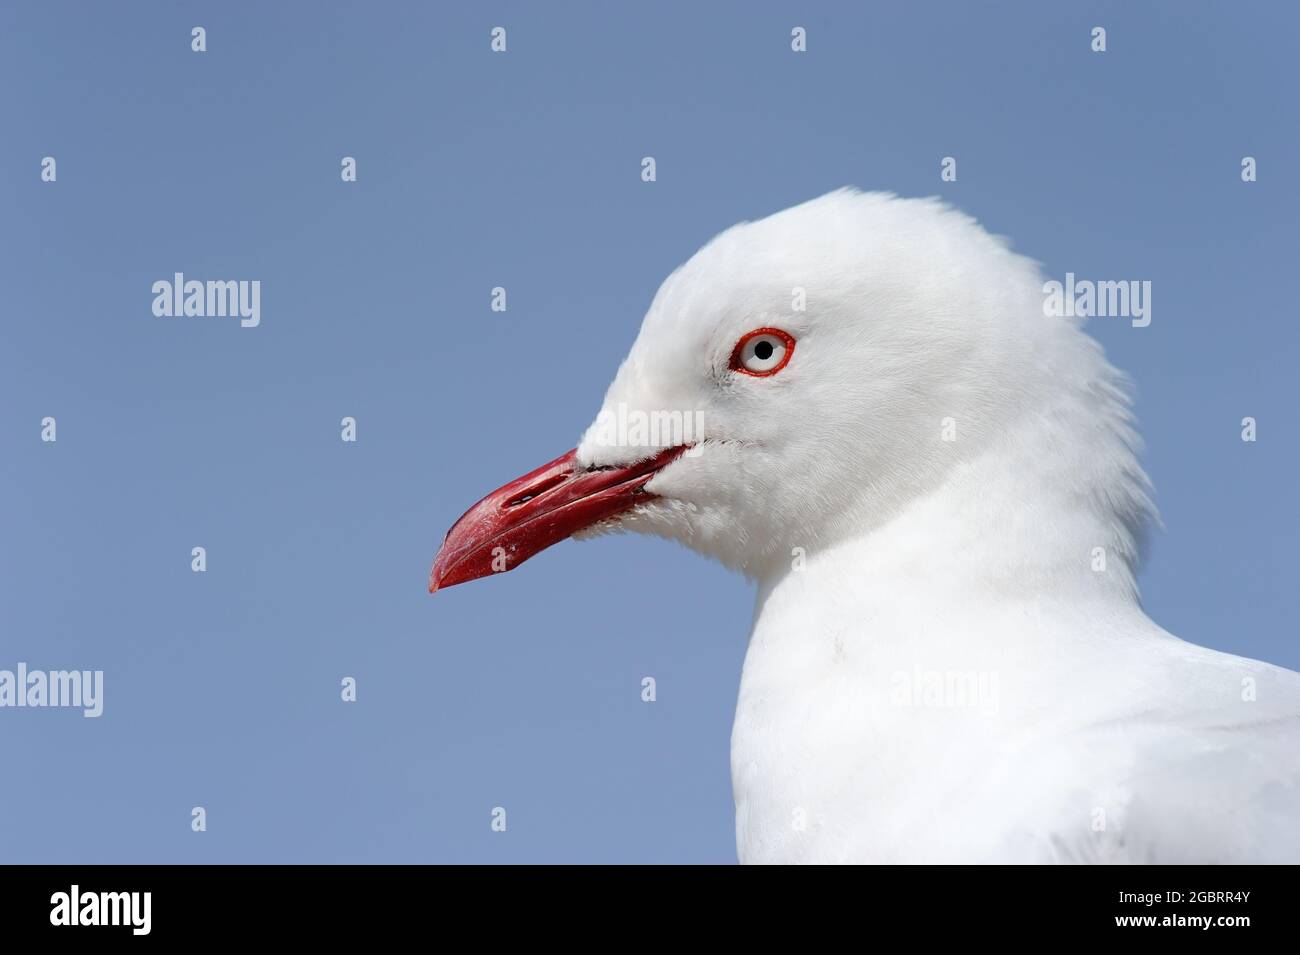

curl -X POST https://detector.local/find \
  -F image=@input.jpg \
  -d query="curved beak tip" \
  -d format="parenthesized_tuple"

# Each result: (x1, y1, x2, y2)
(426, 445, 685, 594)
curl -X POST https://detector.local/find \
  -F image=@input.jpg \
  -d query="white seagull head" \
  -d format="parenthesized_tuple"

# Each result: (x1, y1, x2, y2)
(431, 189, 1154, 595)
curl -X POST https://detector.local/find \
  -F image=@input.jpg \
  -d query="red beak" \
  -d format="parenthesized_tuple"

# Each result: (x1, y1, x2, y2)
(429, 446, 686, 593)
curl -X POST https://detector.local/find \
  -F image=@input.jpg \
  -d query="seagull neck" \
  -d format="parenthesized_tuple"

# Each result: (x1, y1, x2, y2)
(757, 427, 1152, 640)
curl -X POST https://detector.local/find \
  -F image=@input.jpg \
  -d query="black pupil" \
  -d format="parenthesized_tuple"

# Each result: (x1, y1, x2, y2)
(753, 340, 774, 361)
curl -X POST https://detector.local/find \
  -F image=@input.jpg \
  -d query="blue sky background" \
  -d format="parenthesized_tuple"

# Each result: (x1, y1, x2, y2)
(1, 1, 1295, 863)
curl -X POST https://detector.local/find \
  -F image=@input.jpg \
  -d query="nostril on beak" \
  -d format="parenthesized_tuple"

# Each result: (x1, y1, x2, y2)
(504, 472, 569, 510)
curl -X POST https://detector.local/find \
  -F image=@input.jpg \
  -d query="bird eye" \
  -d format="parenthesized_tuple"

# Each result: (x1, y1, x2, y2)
(730, 328, 795, 377)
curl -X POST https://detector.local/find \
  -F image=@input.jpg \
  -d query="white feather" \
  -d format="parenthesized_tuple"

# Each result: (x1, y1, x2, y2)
(575, 190, 1300, 863)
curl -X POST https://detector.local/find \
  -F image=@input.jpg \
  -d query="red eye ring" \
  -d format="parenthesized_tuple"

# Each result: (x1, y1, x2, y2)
(729, 327, 796, 377)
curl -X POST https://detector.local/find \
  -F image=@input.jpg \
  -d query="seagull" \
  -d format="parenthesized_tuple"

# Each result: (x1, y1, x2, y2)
(430, 190, 1300, 864)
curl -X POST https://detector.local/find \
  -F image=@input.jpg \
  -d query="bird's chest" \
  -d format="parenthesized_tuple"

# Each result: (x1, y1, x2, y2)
(729, 616, 1029, 863)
